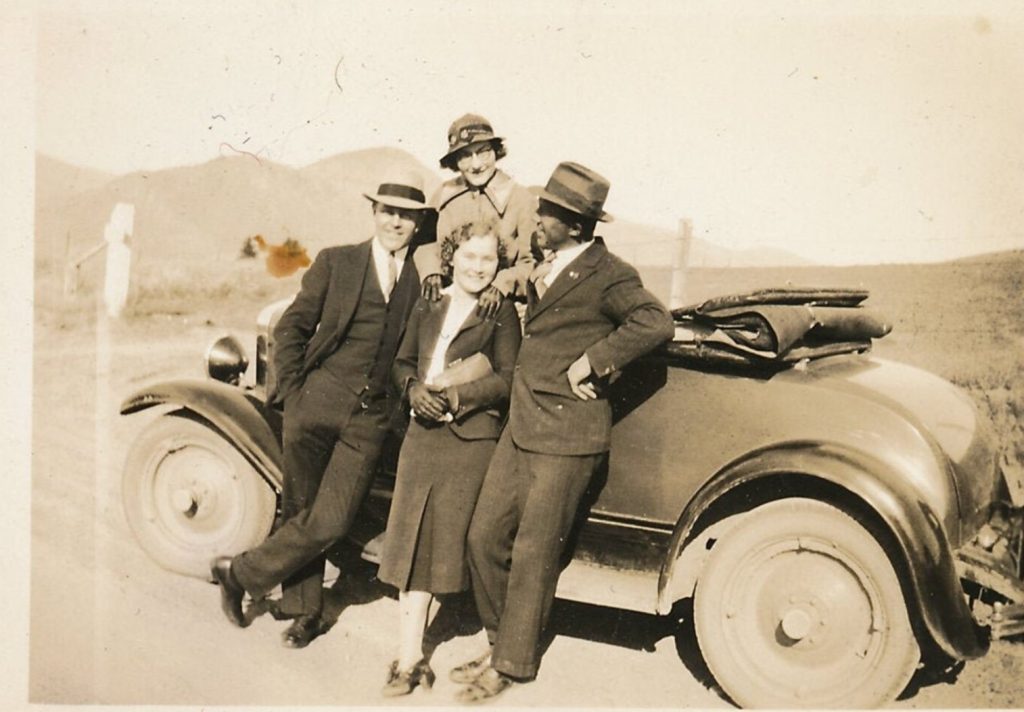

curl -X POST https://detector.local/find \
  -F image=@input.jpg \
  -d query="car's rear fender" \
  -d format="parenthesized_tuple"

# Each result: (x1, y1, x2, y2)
(658, 441, 990, 661)
(120, 378, 284, 492)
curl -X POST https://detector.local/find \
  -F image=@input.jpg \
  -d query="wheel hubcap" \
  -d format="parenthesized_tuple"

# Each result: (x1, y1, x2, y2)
(145, 440, 244, 545)
(780, 608, 813, 642)
(171, 488, 198, 516)
(718, 537, 887, 702)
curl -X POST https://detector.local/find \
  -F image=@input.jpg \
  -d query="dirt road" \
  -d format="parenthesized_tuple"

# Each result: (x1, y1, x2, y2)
(28, 311, 1024, 708)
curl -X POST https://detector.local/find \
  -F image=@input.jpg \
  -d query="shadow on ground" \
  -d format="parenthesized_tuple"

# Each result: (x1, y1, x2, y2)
(237, 541, 392, 628)
(897, 650, 966, 701)
(540, 597, 729, 702)
(540, 596, 977, 706)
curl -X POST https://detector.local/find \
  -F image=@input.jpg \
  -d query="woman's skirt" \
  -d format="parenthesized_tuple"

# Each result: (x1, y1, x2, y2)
(377, 418, 497, 593)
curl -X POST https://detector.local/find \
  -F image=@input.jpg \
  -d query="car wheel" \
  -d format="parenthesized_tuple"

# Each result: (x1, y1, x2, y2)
(693, 497, 919, 708)
(122, 414, 277, 579)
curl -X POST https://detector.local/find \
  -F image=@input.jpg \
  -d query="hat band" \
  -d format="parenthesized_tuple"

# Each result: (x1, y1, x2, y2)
(449, 125, 495, 146)
(377, 183, 426, 204)
(545, 178, 603, 217)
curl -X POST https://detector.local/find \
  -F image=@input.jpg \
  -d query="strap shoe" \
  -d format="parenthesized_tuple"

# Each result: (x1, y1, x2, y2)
(381, 658, 435, 697)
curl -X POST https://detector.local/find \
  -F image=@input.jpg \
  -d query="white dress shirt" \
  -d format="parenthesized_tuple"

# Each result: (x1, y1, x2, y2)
(425, 286, 479, 384)
(370, 238, 409, 301)
(543, 240, 593, 288)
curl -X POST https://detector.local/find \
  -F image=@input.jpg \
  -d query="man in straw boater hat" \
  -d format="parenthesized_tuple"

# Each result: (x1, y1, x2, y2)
(452, 162, 675, 702)
(210, 171, 433, 649)
(417, 113, 540, 317)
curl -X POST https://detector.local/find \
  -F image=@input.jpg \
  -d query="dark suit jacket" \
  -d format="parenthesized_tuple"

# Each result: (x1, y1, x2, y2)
(393, 295, 521, 441)
(509, 238, 674, 456)
(270, 239, 421, 407)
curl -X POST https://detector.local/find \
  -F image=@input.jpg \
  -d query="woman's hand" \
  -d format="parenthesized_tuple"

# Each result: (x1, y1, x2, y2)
(409, 380, 449, 421)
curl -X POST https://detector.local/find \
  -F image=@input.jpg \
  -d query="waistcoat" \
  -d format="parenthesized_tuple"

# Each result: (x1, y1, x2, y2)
(320, 256, 418, 396)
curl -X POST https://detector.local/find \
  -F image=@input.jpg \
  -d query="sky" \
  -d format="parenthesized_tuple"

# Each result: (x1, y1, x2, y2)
(31, 0, 1024, 264)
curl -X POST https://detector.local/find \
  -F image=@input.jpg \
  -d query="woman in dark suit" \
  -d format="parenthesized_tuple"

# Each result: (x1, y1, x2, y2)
(377, 218, 522, 696)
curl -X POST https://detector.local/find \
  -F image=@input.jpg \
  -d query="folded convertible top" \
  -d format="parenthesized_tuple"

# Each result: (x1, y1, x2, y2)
(668, 287, 891, 368)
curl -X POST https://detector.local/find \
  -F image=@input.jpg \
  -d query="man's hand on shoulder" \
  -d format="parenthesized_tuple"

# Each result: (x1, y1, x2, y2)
(567, 354, 597, 401)
(421, 274, 443, 301)
(475, 285, 503, 319)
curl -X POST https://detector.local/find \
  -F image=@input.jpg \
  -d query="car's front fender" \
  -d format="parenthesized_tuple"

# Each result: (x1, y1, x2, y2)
(658, 442, 990, 660)
(120, 379, 284, 492)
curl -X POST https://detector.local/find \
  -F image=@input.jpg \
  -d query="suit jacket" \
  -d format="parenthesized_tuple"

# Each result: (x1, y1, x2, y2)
(509, 238, 674, 456)
(269, 239, 421, 407)
(393, 295, 521, 440)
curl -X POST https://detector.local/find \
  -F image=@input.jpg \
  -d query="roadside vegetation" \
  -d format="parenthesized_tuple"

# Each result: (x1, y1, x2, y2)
(34, 249, 1024, 469)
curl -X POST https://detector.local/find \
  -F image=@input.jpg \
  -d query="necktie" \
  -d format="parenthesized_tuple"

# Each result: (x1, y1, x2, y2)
(383, 251, 398, 300)
(530, 252, 556, 299)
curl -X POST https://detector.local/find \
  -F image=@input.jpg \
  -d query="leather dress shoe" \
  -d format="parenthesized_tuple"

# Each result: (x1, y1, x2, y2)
(210, 556, 248, 628)
(449, 651, 492, 684)
(281, 614, 325, 648)
(381, 658, 435, 697)
(455, 666, 517, 704)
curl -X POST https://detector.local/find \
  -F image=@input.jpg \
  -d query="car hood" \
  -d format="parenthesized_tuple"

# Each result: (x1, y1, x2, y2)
(778, 354, 999, 533)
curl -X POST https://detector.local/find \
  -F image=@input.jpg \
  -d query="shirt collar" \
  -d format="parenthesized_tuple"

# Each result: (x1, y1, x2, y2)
(441, 169, 514, 214)
(551, 240, 591, 265)
(371, 237, 409, 262)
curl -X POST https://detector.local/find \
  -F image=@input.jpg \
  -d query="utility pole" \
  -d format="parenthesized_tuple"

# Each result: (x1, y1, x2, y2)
(670, 218, 693, 309)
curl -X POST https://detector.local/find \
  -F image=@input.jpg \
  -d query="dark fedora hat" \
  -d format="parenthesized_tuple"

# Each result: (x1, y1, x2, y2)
(362, 169, 432, 210)
(439, 113, 506, 170)
(535, 161, 614, 222)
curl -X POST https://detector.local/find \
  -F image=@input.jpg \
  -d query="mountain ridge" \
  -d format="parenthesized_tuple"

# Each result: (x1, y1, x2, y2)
(36, 150, 808, 270)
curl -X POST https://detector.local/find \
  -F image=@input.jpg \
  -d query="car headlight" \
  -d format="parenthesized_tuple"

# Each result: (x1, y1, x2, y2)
(205, 335, 249, 385)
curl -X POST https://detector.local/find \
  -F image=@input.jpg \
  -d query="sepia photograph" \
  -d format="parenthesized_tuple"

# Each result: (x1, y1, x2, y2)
(8, 0, 1024, 708)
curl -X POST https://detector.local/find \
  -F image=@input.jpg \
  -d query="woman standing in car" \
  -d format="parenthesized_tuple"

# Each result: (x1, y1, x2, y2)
(416, 113, 540, 316)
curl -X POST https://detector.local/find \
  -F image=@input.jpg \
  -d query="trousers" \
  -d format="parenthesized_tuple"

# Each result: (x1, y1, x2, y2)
(466, 429, 601, 678)
(232, 370, 390, 615)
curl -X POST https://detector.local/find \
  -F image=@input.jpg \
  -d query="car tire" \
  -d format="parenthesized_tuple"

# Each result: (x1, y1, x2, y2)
(122, 413, 276, 579)
(693, 497, 919, 708)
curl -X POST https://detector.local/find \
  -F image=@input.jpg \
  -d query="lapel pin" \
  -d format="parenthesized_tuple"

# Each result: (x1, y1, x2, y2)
(569, 270, 579, 279)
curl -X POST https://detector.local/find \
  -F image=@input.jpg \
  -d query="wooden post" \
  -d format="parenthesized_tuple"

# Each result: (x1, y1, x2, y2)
(103, 203, 133, 318)
(670, 218, 693, 309)
(66, 240, 107, 296)
(62, 230, 73, 296)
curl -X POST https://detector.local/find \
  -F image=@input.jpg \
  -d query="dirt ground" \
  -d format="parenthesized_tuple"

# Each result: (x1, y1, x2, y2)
(27, 307, 1024, 709)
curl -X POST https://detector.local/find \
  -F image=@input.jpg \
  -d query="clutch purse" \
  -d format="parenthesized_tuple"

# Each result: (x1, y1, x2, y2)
(430, 352, 494, 388)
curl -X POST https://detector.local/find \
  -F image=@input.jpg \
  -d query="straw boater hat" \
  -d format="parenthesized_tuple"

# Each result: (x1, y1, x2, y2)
(363, 170, 432, 210)
(439, 113, 507, 170)
(535, 161, 614, 222)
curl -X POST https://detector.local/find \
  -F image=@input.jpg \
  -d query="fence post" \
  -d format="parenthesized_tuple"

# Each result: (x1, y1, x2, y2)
(670, 218, 693, 309)
(103, 203, 134, 318)
(63, 230, 73, 296)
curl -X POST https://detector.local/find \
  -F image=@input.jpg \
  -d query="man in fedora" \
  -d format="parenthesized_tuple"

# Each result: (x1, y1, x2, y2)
(416, 113, 539, 316)
(210, 171, 433, 649)
(454, 162, 675, 701)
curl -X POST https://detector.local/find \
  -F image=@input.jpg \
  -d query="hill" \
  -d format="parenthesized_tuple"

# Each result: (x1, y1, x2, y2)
(35, 151, 807, 279)
(602, 219, 811, 269)
(35, 150, 439, 271)
(35, 154, 114, 199)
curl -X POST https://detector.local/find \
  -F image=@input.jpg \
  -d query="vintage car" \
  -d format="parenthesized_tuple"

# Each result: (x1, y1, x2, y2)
(119, 287, 1024, 708)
